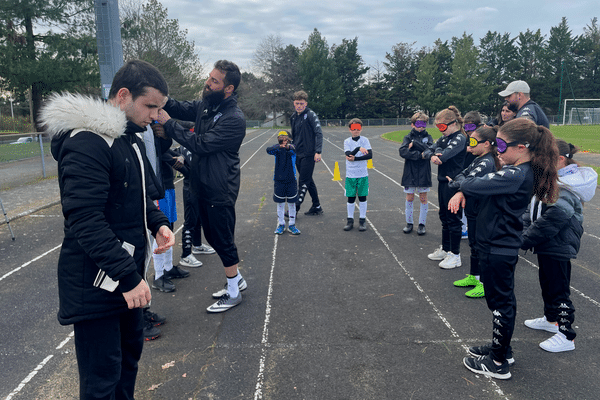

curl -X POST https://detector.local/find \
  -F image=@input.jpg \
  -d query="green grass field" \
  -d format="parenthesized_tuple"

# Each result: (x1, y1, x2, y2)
(0, 142, 51, 162)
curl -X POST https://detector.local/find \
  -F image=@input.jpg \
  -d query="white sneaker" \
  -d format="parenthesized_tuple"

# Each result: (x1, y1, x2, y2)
(192, 244, 216, 255)
(428, 246, 447, 261)
(206, 292, 242, 313)
(180, 254, 203, 268)
(439, 252, 461, 269)
(539, 332, 575, 352)
(524, 316, 559, 333)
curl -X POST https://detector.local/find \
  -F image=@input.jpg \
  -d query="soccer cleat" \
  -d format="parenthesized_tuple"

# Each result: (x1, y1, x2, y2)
(428, 245, 447, 261)
(152, 276, 176, 292)
(212, 276, 248, 298)
(468, 343, 514, 366)
(358, 218, 367, 231)
(163, 265, 190, 279)
(439, 252, 461, 269)
(417, 224, 426, 235)
(524, 316, 559, 333)
(453, 274, 478, 287)
(143, 322, 161, 341)
(288, 225, 301, 235)
(180, 254, 203, 268)
(465, 281, 485, 298)
(143, 309, 166, 327)
(343, 218, 354, 231)
(539, 332, 575, 353)
(403, 223, 413, 234)
(192, 244, 216, 255)
(274, 224, 285, 235)
(206, 292, 243, 313)
(304, 205, 323, 215)
(463, 354, 511, 380)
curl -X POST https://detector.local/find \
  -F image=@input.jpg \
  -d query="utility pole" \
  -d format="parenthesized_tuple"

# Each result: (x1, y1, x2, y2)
(94, 0, 124, 99)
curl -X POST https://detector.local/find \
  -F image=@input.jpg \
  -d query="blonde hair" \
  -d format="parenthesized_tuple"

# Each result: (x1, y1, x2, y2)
(411, 112, 428, 124)
(435, 106, 464, 135)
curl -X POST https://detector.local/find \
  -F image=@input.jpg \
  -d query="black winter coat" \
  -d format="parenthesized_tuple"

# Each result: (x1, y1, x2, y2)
(399, 129, 433, 188)
(41, 93, 169, 325)
(163, 95, 246, 207)
(433, 131, 467, 182)
(290, 107, 323, 157)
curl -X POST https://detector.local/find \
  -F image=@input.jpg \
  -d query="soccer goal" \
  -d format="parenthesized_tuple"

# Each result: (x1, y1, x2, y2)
(562, 99, 600, 125)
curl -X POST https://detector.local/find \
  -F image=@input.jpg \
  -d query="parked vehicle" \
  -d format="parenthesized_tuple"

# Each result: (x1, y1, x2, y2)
(10, 137, 33, 144)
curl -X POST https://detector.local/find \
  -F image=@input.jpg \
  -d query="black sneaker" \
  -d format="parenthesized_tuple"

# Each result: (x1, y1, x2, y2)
(463, 354, 511, 380)
(403, 223, 413, 234)
(468, 343, 515, 365)
(358, 218, 367, 231)
(304, 205, 323, 215)
(417, 224, 426, 235)
(164, 265, 190, 279)
(343, 218, 354, 231)
(143, 322, 161, 341)
(152, 276, 176, 292)
(143, 309, 166, 327)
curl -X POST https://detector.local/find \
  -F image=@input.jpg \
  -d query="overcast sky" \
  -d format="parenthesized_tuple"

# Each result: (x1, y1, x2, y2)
(157, 0, 597, 75)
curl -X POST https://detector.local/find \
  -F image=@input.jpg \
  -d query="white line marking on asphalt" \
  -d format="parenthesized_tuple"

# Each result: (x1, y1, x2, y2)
(0, 244, 62, 283)
(56, 332, 74, 350)
(242, 129, 272, 147)
(584, 232, 600, 241)
(242, 131, 277, 170)
(4, 355, 54, 400)
(254, 234, 278, 400)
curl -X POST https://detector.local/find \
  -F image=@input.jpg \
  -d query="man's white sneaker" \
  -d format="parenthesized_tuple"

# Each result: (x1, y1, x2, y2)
(439, 252, 461, 269)
(428, 245, 447, 261)
(206, 292, 242, 313)
(524, 316, 559, 333)
(180, 254, 203, 268)
(539, 332, 575, 353)
(192, 244, 216, 255)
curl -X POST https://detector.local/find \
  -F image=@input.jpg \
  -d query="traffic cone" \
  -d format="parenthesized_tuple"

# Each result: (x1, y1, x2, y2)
(332, 161, 342, 181)
(367, 159, 374, 169)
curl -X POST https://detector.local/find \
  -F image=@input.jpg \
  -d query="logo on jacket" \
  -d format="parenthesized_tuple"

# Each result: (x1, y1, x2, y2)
(214, 112, 223, 122)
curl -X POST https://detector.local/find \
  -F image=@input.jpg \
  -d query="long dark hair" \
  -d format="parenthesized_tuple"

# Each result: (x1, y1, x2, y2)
(556, 139, 579, 167)
(497, 101, 518, 126)
(474, 125, 501, 170)
(499, 119, 559, 203)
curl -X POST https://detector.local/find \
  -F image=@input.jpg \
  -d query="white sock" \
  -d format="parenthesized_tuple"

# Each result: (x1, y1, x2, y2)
(359, 201, 367, 219)
(288, 203, 296, 225)
(405, 200, 413, 224)
(419, 202, 428, 225)
(277, 203, 285, 225)
(152, 240, 165, 279)
(227, 274, 240, 297)
(347, 202, 355, 218)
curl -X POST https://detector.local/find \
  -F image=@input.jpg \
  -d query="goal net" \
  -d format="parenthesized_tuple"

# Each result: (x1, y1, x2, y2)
(562, 99, 600, 125)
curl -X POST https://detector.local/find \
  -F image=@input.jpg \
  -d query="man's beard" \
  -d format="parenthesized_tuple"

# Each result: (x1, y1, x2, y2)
(202, 86, 226, 105)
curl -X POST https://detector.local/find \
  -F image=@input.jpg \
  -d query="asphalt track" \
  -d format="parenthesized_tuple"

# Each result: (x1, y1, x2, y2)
(2, 126, 600, 399)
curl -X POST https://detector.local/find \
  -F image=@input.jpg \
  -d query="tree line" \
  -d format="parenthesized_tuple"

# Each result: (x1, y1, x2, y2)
(1, 0, 598, 125)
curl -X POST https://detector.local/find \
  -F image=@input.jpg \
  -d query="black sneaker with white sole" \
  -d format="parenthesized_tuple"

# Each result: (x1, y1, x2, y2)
(206, 292, 242, 313)
(212, 276, 248, 298)
(463, 354, 511, 380)
(304, 205, 323, 215)
(468, 343, 515, 365)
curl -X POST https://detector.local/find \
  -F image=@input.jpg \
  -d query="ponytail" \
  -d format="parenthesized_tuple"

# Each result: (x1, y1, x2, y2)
(556, 139, 579, 166)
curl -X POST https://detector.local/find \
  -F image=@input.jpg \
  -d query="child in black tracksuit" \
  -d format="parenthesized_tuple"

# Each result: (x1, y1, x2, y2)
(448, 125, 499, 298)
(456, 118, 559, 380)
(427, 106, 467, 269)
(521, 139, 597, 353)
(399, 112, 433, 236)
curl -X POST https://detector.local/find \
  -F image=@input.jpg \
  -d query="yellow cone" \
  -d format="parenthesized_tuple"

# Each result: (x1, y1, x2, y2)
(332, 161, 342, 181)
(367, 159, 374, 169)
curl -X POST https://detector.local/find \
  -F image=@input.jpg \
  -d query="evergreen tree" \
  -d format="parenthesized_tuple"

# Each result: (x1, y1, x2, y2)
(383, 42, 420, 117)
(331, 37, 369, 118)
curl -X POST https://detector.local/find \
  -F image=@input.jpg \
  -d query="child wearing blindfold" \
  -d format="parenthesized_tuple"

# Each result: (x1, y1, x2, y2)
(399, 112, 433, 235)
(343, 118, 372, 231)
(267, 131, 301, 235)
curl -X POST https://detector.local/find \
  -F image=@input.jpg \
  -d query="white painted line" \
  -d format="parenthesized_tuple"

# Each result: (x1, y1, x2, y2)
(56, 332, 74, 350)
(254, 234, 279, 400)
(0, 244, 62, 283)
(242, 129, 272, 147)
(242, 131, 277, 170)
(4, 355, 54, 400)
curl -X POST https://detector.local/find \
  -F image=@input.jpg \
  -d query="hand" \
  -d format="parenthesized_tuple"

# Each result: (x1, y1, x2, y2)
(156, 109, 171, 125)
(408, 142, 413, 149)
(154, 225, 175, 254)
(346, 155, 355, 161)
(448, 192, 466, 214)
(122, 279, 151, 309)
(314, 153, 321, 162)
(151, 123, 166, 139)
(446, 176, 453, 182)
(172, 155, 185, 170)
(359, 147, 368, 154)
(431, 155, 442, 165)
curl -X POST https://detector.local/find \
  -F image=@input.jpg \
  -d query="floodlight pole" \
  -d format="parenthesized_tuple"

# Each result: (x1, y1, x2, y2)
(94, 0, 124, 99)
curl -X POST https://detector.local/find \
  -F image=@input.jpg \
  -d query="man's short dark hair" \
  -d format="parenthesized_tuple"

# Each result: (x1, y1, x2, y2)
(108, 60, 169, 100)
(214, 60, 241, 91)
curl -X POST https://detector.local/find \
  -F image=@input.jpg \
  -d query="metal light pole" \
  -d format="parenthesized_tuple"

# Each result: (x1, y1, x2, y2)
(94, 0, 124, 99)
(9, 97, 14, 118)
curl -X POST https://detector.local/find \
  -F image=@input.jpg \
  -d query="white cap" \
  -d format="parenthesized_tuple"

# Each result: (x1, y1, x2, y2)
(498, 80, 530, 97)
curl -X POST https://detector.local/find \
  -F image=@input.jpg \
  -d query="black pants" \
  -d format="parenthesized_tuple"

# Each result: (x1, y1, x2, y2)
(74, 309, 143, 400)
(296, 155, 320, 209)
(437, 181, 461, 254)
(197, 201, 239, 267)
(538, 254, 576, 340)
(480, 252, 517, 363)
(466, 216, 480, 276)
(182, 185, 203, 258)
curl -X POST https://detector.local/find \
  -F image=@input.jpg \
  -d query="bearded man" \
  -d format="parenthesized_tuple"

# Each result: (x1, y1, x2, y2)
(156, 60, 247, 313)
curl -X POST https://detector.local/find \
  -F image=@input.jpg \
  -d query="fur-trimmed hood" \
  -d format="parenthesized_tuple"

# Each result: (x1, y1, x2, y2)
(39, 92, 127, 139)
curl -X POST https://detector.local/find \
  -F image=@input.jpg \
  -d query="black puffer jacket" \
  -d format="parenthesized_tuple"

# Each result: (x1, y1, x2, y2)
(290, 107, 323, 157)
(399, 128, 433, 187)
(163, 95, 246, 207)
(41, 93, 169, 325)
(432, 130, 467, 182)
